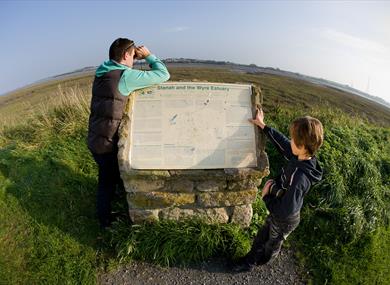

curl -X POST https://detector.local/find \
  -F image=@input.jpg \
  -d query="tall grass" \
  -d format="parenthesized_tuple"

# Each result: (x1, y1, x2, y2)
(0, 84, 90, 133)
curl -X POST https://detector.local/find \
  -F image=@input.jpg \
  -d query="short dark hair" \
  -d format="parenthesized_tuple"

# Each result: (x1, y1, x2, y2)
(109, 38, 134, 62)
(289, 116, 324, 156)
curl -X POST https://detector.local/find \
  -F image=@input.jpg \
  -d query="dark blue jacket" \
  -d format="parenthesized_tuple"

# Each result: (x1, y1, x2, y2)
(262, 126, 323, 220)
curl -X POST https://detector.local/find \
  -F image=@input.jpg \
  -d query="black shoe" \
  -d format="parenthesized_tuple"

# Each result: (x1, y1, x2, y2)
(111, 210, 128, 219)
(230, 259, 254, 273)
(99, 222, 112, 231)
(99, 216, 112, 231)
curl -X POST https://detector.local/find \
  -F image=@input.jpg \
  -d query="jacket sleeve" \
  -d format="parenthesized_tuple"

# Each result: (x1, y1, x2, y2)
(262, 171, 310, 218)
(119, 54, 170, 95)
(263, 125, 294, 161)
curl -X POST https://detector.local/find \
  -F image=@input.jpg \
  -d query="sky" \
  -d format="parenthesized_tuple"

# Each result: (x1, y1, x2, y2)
(1, 0, 389, 103)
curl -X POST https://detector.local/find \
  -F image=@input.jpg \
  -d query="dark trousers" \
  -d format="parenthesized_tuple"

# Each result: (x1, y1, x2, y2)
(91, 150, 122, 227)
(245, 214, 300, 265)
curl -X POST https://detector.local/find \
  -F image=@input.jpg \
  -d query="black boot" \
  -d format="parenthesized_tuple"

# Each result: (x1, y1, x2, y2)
(230, 255, 255, 273)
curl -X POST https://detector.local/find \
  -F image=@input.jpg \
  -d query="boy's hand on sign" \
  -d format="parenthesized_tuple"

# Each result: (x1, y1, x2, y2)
(248, 106, 265, 129)
(261, 179, 273, 198)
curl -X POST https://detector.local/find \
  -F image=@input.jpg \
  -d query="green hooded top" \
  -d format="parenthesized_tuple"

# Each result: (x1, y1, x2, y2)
(95, 54, 170, 96)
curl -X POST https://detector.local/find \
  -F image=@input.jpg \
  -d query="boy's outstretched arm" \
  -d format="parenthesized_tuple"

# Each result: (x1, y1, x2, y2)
(249, 107, 294, 161)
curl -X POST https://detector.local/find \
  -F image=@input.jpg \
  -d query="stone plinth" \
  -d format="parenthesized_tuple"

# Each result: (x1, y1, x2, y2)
(121, 168, 269, 227)
(118, 82, 269, 228)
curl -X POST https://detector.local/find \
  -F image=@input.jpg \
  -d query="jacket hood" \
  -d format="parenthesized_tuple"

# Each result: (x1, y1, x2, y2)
(296, 156, 323, 183)
(95, 60, 128, 77)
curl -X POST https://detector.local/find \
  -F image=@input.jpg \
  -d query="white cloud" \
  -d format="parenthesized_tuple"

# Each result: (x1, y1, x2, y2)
(322, 29, 388, 54)
(164, 26, 189, 33)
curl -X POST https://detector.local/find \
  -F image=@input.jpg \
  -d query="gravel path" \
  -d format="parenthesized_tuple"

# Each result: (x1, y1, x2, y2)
(98, 249, 306, 285)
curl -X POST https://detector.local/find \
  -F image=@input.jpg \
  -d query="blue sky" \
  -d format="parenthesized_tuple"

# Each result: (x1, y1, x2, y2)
(1, 1, 389, 102)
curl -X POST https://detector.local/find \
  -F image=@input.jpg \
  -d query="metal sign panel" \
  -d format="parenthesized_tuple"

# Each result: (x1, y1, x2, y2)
(130, 82, 257, 169)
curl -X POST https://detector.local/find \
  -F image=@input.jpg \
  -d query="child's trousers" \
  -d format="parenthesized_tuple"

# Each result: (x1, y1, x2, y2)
(245, 213, 300, 265)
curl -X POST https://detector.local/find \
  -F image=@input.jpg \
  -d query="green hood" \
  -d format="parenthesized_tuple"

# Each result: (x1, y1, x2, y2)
(95, 60, 128, 77)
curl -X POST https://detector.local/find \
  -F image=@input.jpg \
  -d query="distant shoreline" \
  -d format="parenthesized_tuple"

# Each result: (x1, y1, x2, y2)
(2, 59, 389, 109)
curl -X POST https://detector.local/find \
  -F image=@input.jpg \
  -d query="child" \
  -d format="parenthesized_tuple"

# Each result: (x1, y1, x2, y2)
(232, 107, 324, 272)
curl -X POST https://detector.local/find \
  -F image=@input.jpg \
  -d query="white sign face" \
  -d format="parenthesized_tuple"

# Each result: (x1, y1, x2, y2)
(130, 82, 257, 169)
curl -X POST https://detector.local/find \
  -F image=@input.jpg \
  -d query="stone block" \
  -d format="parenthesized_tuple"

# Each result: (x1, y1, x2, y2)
(168, 170, 227, 181)
(171, 179, 194, 193)
(124, 179, 165, 193)
(227, 179, 262, 191)
(194, 208, 229, 224)
(224, 168, 268, 181)
(129, 209, 159, 223)
(127, 192, 195, 209)
(159, 207, 194, 220)
(230, 205, 253, 228)
(122, 170, 171, 180)
(197, 188, 258, 207)
(196, 180, 227, 192)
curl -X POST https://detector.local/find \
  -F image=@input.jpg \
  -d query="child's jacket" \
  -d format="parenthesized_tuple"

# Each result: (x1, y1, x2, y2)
(262, 126, 323, 220)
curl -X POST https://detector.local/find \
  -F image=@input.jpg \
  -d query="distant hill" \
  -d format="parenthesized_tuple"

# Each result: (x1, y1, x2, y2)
(3, 58, 388, 110)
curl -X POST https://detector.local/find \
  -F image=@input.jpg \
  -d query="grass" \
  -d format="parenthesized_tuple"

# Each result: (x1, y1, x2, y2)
(0, 87, 100, 284)
(0, 74, 93, 129)
(111, 219, 251, 267)
(0, 67, 389, 284)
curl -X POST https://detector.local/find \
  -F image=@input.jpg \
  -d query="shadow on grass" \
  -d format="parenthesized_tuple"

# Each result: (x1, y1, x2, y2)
(0, 144, 128, 250)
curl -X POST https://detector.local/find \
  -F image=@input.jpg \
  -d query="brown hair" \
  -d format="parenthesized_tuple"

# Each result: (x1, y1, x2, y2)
(289, 116, 324, 156)
(109, 38, 134, 62)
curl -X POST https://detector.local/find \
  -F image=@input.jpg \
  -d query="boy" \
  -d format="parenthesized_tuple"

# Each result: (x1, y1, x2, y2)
(87, 38, 170, 229)
(232, 107, 323, 272)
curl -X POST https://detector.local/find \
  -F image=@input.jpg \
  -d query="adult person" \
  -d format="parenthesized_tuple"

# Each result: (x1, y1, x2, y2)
(87, 38, 170, 229)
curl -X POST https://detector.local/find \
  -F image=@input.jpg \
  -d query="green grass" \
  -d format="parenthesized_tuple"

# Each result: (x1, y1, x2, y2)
(111, 218, 251, 267)
(0, 90, 100, 284)
(0, 68, 389, 284)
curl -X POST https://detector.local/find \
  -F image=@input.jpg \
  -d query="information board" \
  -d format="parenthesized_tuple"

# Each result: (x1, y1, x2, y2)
(130, 82, 257, 169)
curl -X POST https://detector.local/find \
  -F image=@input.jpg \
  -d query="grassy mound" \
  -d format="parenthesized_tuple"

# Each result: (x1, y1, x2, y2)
(0, 72, 389, 284)
(0, 88, 98, 284)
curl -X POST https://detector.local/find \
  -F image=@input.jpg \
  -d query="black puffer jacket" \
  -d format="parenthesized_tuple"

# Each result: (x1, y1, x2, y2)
(262, 126, 323, 220)
(87, 69, 126, 154)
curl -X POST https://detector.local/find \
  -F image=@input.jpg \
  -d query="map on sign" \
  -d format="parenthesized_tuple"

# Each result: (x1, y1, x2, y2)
(130, 82, 257, 169)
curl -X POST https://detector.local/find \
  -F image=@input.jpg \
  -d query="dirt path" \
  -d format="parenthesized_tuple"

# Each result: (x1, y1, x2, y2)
(98, 248, 306, 285)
